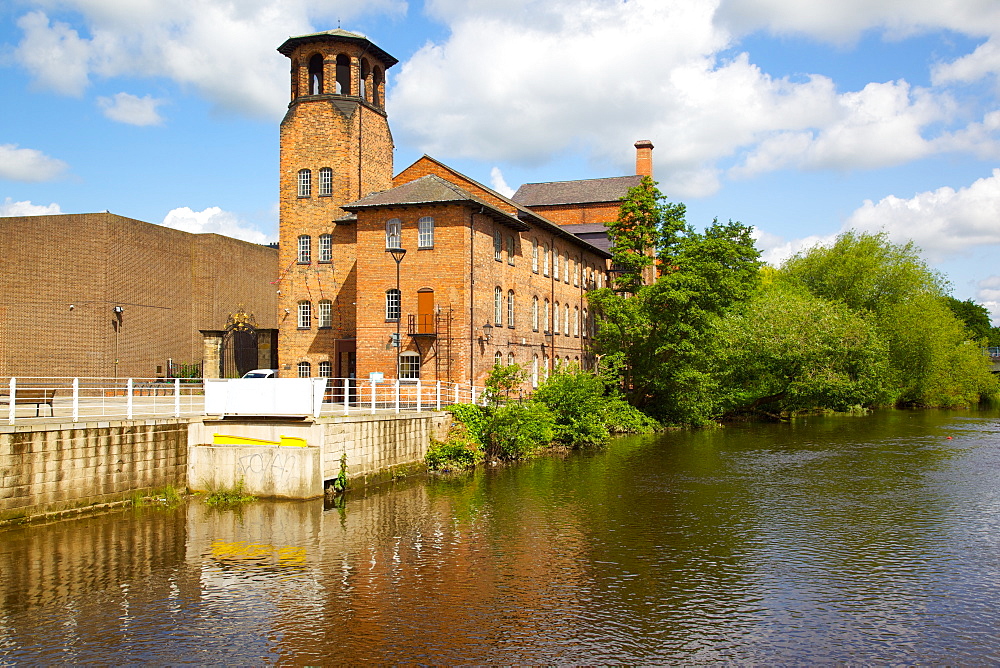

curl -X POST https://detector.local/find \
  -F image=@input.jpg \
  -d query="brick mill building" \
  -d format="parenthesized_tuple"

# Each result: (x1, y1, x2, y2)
(276, 29, 653, 387)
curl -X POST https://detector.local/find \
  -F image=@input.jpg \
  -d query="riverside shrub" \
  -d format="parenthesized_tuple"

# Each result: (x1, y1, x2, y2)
(484, 402, 555, 461)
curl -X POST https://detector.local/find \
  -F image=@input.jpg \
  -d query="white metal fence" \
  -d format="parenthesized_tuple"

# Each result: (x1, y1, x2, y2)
(2, 377, 484, 425)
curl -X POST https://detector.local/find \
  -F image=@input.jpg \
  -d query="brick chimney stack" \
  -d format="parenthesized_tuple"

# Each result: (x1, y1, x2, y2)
(634, 139, 654, 178)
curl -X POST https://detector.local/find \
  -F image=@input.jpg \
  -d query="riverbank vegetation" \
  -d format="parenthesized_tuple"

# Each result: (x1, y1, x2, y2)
(589, 177, 999, 426)
(426, 365, 659, 471)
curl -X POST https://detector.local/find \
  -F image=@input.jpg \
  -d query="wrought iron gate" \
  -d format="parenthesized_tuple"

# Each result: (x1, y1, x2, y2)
(220, 308, 259, 378)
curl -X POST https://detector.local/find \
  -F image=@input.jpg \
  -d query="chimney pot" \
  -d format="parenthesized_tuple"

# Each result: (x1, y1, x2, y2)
(634, 139, 654, 178)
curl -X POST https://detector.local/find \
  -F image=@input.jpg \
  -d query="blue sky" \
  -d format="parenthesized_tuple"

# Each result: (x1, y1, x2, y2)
(2, 0, 999, 319)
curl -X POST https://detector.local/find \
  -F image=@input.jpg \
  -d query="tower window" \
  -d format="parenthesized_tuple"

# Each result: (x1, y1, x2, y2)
(297, 361, 312, 378)
(298, 301, 311, 329)
(318, 300, 332, 328)
(386, 218, 401, 249)
(297, 235, 311, 264)
(360, 58, 370, 102)
(418, 216, 434, 248)
(386, 289, 400, 321)
(372, 66, 383, 107)
(400, 352, 420, 380)
(335, 54, 351, 95)
(297, 169, 311, 197)
(319, 233, 332, 263)
(319, 167, 333, 196)
(308, 53, 323, 95)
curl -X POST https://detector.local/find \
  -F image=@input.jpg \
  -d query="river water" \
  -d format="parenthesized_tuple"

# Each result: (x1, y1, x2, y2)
(2, 409, 999, 663)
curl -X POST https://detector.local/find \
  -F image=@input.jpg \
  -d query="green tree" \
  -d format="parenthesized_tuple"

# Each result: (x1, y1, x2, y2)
(713, 281, 891, 416)
(589, 218, 761, 425)
(781, 231, 998, 407)
(944, 296, 993, 341)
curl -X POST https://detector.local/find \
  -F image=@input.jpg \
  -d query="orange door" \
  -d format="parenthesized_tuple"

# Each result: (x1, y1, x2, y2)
(417, 290, 434, 334)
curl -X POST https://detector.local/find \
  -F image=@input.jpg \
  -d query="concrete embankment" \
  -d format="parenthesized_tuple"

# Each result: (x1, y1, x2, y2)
(1, 412, 451, 524)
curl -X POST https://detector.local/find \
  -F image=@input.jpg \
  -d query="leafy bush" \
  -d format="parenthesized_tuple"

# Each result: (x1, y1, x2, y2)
(205, 479, 255, 507)
(484, 402, 555, 461)
(531, 368, 610, 447)
(446, 403, 487, 445)
(426, 423, 484, 471)
(601, 397, 661, 433)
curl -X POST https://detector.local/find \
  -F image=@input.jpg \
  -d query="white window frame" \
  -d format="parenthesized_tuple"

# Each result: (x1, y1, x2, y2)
(494, 351, 503, 366)
(564, 304, 570, 336)
(553, 301, 560, 334)
(400, 352, 421, 379)
(507, 352, 515, 366)
(297, 169, 312, 198)
(418, 216, 434, 248)
(319, 233, 332, 263)
(564, 255, 570, 284)
(297, 235, 311, 264)
(386, 218, 401, 249)
(318, 300, 332, 328)
(507, 235, 515, 265)
(574, 259, 579, 287)
(494, 286, 503, 326)
(574, 306, 579, 336)
(532, 355, 539, 388)
(544, 299, 550, 333)
(507, 290, 515, 328)
(319, 167, 333, 197)
(543, 243, 550, 276)
(298, 301, 311, 329)
(386, 289, 400, 321)
(318, 361, 332, 377)
(532, 296, 539, 332)
(532, 239, 539, 273)
(494, 229, 502, 262)
(297, 361, 311, 377)
(554, 249, 560, 280)
(583, 308, 589, 338)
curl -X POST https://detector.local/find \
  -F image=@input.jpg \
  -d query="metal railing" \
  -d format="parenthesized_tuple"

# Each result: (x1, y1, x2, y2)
(2, 377, 484, 425)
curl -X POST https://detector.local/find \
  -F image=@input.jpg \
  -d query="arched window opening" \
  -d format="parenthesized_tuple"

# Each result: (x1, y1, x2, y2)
(372, 66, 383, 107)
(507, 235, 515, 265)
(400, 352, 420, 380)
(553, 301, 560, 334)
(507, 290, 515, 328)
(554, 249, 560, 280)
(543, 243, 550, 276)
(532, 296, 539, 331)
(297, 169, 311, 197)
(318, 300, 332, 328)
(385, 289, 400, 321)
(385, 218, 401, 249)
(532, 355, 539, 388)
(297, 235, 311, 264)
(291, 59, 299, 99)
(494, 286, 503, 326)
(319, 233, 332, 263)
(507, 352, 515, 366)
(297, 301, 311, 329)
(297, 361, 311, 378)
(335, 54, 351, 95)
(564, 304, 570, 336)
(564, 255, 570, 283)
(494, 351, 503, 366)
(319, 360, 332, 378)
(544, 299, 550, 333)
(359, 58, 370, 102)
(319, 167, 333, 196)
(532, 238, 539, 272)
(583, 308, 589, 338)
(574, 306, 580, 336)
(494, 229, 502, 262)
(308, 53, 324, 94)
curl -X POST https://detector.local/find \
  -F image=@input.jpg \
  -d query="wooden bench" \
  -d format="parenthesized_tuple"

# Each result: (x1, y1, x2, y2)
(0, 388, 56, 417)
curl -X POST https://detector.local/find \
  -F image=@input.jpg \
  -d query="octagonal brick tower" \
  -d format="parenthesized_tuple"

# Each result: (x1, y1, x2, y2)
(276, 29, 397, 378)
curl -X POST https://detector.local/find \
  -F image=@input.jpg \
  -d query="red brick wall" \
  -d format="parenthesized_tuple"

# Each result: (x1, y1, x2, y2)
(525, 201, 620, 226)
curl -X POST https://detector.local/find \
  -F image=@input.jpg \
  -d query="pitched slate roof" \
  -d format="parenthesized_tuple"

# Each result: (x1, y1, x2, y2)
(277, 29, 398, 66)
(343, 174, 612, 258)
(511, 175, 643, 206)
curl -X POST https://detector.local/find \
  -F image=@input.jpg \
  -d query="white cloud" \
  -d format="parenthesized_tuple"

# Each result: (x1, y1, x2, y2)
(933, 37, 1000, 85)
(0, 144, 68, 182)
(489, 166, 514, 197)
(844, 168, 1000, 262)
(13, 0, 406, 118)
(161, 206, 272, 244)
(976, 275, 1000, 324)
(0, 197, 63, 216)
(752, 227, 837, 267)
(97, 92, 165, 126)
(715, 0, 1000, 44)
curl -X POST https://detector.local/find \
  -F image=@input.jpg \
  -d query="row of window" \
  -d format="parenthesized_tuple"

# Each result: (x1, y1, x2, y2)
(385, 217, 435, 249)
(491, 287, 594, 337)
(497, 352, 585, 388)
(297, 167, 335, 198)
(297, 300, 333, 329)
(494, 229, 605, 289)
(297, 234, 333, 264)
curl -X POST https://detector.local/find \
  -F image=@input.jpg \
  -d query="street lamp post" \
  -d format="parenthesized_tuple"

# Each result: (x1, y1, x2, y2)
(386, 246, 407, 378)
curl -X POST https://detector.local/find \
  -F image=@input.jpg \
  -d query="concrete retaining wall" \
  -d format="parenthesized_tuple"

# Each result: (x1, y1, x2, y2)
(0, 419, 188, 523)
(188, 444, 322, 498)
